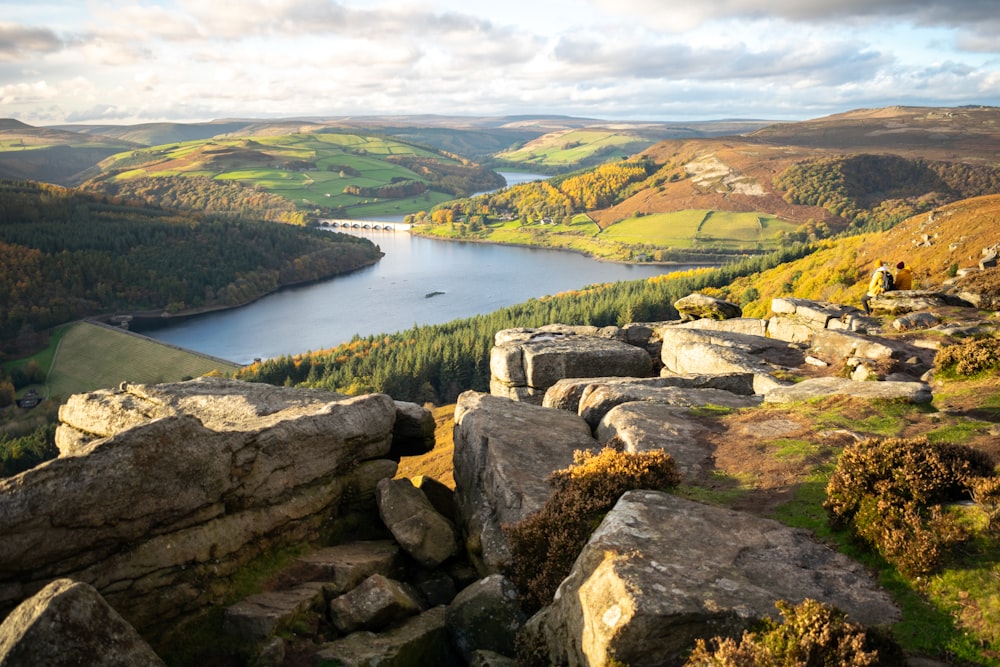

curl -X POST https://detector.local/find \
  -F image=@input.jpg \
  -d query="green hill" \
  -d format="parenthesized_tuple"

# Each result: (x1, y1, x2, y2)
(82, 131, 505, 219)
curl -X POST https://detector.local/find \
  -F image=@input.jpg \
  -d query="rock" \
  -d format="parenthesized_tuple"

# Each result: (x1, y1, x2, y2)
(578, 384, 761, 429)
(489, 328, 652, 404)
(893, 312, 942, 331)
(677, 317, 768, 337)
(223, 583, 326, 642)
(376, 478, 459, 569)
(390, 401, 435, 458)
(445, 575, 527, 662)
(0, 578, 165, 666)
(595, 403, 717, 480)
(293, 541, 403, 596)
(764, 377, 933, 404)
(329, 574, 423, 634)
(769, 297, 859, 326)
(469, 650, 519, 667)
(0, 378, 399, 633)
(869, 290, 972, 315)
(543, 374, 756, 414)
(452, 391, 598, 573)
(673, 293, 742, 321)
(412, 475, 458, 524)
(809, 328, 895, 362)
(313, 606, 455, 666)
(538, 490, 899, 667)
(658, 327, 801, 385)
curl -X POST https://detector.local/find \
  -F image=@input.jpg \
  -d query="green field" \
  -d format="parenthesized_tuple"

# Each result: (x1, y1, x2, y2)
(496, 129, 658, 168)
(603, 210, 799, 250)
(100, 132, 470, 217)
(9, 322, 240, 399)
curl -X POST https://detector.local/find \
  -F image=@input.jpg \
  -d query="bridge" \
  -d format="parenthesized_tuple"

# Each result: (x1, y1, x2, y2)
(319, 219, 411, 231)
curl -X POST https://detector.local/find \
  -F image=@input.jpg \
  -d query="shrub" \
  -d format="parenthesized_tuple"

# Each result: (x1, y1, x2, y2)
(824, 436, 995, 576)
(934, 336, 1000, 378)
(503, 444, 680, 612)
(684, 598, 905, 667)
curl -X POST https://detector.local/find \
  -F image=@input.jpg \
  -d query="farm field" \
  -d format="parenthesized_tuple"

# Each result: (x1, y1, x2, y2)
(38, 322, 240, 398)
(603, 210, 799, 250)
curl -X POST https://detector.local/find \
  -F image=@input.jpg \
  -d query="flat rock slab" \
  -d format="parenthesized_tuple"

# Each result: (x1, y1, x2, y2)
(293, 541, 403, 595)
(222, 582, 326, 642)
(313, 606, 453, 667)
(764, 377, 933, 404)
(542, 374, 755, 413)
(578, 384, 761, 428)
(540, 490, 900, 667)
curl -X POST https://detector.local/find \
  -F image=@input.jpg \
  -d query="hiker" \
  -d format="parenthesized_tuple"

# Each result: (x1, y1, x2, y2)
(894, 261, 913, 290)
(861, 260, 893, 314)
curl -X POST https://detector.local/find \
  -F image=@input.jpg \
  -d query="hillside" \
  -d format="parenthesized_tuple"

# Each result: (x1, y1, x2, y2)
(417, 106, 1000, 262)
(0, 120, 136, 185)
(718, 194, 1000, 317)
(0, 179, 383, 356)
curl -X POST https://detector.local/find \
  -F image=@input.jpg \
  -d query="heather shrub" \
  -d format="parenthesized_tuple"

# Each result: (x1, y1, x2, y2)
(825, 436, 995, 576)
(934, 336, 1000, 378)
(684, 598, 904, 667)
(503, 444, 681, 612)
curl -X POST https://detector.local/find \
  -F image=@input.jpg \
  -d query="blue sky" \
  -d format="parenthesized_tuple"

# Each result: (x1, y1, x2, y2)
(1, 0, 998, 125)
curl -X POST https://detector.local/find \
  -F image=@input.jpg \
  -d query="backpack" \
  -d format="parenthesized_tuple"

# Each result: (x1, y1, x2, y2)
(881, 269, 894, 293)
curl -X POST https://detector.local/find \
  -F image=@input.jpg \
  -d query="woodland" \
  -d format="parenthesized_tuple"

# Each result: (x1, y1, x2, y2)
(0, 180, 382, 356)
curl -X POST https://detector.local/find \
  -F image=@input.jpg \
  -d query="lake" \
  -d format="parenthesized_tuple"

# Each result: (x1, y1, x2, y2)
(135, 173, 692, 364)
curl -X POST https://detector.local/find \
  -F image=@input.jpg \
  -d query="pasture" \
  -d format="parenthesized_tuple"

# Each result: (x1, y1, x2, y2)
(16, 322, 240, 398)
(603, 210, 798, 250)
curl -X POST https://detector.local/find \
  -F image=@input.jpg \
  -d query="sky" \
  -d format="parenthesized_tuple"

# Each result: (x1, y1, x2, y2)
(1, 0, 998, 126)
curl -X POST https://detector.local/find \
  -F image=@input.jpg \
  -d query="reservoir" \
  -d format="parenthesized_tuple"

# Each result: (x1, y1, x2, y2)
(136, 174, 691, 364)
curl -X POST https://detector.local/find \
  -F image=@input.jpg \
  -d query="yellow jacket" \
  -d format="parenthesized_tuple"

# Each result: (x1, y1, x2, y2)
(867, 266, 891, 296)
(894, 267, 912, 290)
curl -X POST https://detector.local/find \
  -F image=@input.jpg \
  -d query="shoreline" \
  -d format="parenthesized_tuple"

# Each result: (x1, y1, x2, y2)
(103, 254, 384, 330)
(405, 226, 728, 268)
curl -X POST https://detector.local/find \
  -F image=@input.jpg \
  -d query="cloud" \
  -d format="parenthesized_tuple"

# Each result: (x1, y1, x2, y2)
(0, 23, 63, 61)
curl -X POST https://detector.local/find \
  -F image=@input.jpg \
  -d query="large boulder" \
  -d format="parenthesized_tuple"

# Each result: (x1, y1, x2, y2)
(0, 579, 165, 666)
(328, 574, 423, 634)
(445, 574, 526, 663)
(452, 391, 598, 573)
(657, 327, 801, 387)
(489, 328, 652, 404)
(376, 478, 459, 569)
(0, 378, 400, 632)
(673, 293, 742, 321)
(594, 403, 718, 481)
(538, 490, 899, 667)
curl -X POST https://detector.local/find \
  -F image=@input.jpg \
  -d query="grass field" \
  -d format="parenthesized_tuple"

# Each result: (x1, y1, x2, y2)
(497, 129, 655, 168)
(9, 322, 241, 399)
(603, 210, 799, 250)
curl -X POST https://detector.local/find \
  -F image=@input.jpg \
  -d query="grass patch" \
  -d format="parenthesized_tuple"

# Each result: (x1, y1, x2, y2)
(44, 322, 240, 398)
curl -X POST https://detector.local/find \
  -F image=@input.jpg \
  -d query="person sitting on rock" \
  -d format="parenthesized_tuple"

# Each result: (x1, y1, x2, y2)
(861, 260, 893, 314)
(894, 261, 913, 290)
